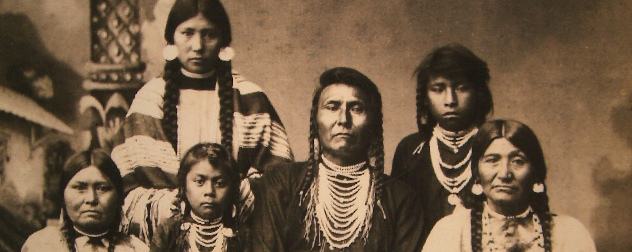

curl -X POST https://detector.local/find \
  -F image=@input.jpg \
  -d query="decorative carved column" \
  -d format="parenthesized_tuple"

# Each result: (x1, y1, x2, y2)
(79, 0, 146, 152)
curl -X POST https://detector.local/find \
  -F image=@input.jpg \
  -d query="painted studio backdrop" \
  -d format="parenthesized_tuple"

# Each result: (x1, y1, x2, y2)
(0, 0, 630, 251)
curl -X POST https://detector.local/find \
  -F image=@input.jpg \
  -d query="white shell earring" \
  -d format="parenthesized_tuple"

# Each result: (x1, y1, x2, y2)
(162, 44, 178, 61)
(218, 46, 235, 61)
(471, 183, 483, 195)
(533, 183, 545, 193)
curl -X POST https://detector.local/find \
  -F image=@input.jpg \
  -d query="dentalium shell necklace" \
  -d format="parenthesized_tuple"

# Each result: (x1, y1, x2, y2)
(188, 211, 225, 252)
(306, 156, 374, 250)
(430, 126, 477, 205)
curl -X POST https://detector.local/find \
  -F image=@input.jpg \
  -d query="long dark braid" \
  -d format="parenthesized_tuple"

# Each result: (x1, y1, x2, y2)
(298, 100, 320, 202)
(415, 83, 428, 137)
(367, 103, 387, 208)
(216, 59, 234, 160)
(161, 60, 183, 151)
(60, 212, 79, 252)
(531, 187, 553, 252)
(469, 200, 484, 252)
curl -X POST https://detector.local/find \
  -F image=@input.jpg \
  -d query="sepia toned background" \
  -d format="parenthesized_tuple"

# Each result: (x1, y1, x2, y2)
(0, 0, 630, 251)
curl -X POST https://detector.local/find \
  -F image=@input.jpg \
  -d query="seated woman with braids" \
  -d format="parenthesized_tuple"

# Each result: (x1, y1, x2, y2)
(150, 143, 244, 252)
(252, 67, 423, 251)
(110, 0, 292, 243)
(22, 150, 149, 252)
(422, 119, 596, 252)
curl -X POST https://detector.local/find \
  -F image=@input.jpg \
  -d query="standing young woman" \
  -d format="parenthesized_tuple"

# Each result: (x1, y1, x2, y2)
(110, 0, 292, 243)
(391, 44, 493, 244)
(252, 67, 423, 251)
(22, 150, 149, 252)
(422, 120, 596, 252)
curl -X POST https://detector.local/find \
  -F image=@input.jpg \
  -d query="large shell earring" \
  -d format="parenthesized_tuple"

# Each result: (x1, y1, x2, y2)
(218, 46, 235, 61)
(471, 183, 483, 195)
(533, 183, 545, 193)
(163, 44, 178, 61)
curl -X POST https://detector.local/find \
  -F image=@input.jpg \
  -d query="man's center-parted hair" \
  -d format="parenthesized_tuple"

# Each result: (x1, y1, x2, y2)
(414, 43, 493, 137)
(299, 67, 388, 205)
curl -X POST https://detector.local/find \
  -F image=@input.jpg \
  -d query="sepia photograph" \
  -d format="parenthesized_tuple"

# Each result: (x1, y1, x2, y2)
(0, 0, 630, 251)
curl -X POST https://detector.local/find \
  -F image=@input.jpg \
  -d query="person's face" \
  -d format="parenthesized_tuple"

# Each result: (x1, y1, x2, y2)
(64, 166, 119, 234)
(427, 76, 476, 132)
(185, 161, 230, 220)
(173, 14, 222, 74)
(479, 138, 534, 215)
(317, 84, 369, 163)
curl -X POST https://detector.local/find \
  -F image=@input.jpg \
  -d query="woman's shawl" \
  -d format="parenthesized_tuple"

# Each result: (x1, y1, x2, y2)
(111, 72, 293, 193)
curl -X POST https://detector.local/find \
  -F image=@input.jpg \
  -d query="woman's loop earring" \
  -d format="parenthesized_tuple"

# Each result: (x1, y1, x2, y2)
(533, 183, 545, 193)
(163, 44, 178, 61)
(231, 205, 237, 218)
(471, 183, 483, 195)
(218, 46, 235, 61)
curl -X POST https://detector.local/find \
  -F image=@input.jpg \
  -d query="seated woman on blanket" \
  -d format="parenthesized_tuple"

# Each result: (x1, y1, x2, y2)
(22, 149, 149, 252)
(151, 143, 245, 252)
(110, 0, 292, 243)
(252, 67, 424, 251)
(422, 119, 596, 252)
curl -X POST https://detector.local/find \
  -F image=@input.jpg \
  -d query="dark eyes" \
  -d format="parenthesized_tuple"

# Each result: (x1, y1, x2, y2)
(215, 180, 226, 188)
(194, 178, 205, 186)
(322, 104, 365, 113)
(69, 183, 111, 192)
(482, 156, 499, 163)
(428, 84, 471, 92)
(481, 156, 528, 166)
(180, 30, 218, 39)
(511, 157, 527, 166)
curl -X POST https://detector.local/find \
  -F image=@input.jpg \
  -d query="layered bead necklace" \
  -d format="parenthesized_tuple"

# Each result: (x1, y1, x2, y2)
(482, 203, 544, 251)
(186, 212, 226, 252)
(430, 126, 477, 205)
(305, 156, 375, 250)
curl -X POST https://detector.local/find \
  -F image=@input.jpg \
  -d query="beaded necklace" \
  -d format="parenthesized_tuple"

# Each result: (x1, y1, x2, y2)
(429, 126, 477, 205)
(482, 204, 544, 251)
(432, 126, 477, 154)
(73, 227, 108, 238)
(304, 156, 375, 250)
(186, 212, 226, 252)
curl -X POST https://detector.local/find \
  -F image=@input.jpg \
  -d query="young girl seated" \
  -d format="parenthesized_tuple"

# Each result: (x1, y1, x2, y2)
(150, 143, 243, 252)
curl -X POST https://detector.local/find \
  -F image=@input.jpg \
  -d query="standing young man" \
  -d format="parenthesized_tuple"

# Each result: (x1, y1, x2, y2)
(391, 43, 493, 245)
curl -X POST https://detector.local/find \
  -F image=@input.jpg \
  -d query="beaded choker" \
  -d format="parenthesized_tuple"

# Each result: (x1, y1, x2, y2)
(432, 126, 477, 154)
(188, 212, 226, 252)
(321, 156, 367, 174)
(303, 157, 376, 250)
(73, 227, 108, 238)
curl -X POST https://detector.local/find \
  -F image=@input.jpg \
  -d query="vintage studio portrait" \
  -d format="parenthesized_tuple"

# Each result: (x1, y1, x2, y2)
(0, 0, 630, 251)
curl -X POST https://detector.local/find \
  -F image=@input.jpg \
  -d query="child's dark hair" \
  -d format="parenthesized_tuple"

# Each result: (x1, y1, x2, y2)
(176, 142, 240, 223)
(414, 43, 493, 138)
